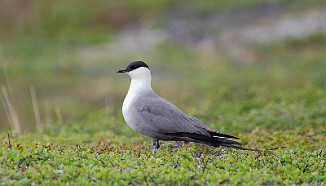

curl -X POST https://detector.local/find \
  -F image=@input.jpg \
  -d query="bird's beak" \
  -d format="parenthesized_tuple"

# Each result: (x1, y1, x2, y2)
(117, 68, 127, 73)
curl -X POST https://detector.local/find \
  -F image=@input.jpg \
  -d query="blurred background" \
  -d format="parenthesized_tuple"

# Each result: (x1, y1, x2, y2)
(0, 0, 325, 134)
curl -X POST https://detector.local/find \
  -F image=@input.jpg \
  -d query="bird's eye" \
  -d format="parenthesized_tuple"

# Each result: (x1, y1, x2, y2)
(131, 65, 137, 69)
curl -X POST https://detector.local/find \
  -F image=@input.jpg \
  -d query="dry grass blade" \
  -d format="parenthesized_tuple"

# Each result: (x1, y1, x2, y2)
(0, 86, 22, 137)
(55, 107, 63, 124)
(30, 86, 42, 133)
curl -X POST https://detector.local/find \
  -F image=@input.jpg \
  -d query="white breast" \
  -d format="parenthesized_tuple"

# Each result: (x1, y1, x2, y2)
(121, 67, 153, 130)
(122, 90, 135, 120)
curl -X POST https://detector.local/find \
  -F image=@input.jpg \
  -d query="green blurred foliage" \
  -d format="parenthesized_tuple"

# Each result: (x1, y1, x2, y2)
(0, 0, 325, 131)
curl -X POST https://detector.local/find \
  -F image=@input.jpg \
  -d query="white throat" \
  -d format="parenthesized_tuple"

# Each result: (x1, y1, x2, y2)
(122, 67, 153, 114)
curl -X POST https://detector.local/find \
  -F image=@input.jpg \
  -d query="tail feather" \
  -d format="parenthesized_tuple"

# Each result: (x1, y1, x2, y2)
(166, 132, 245, 149)
(165, 132, 282, 151)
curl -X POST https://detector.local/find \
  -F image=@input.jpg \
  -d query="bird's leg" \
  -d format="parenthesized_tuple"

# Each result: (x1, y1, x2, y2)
(152, 140, 160, 154)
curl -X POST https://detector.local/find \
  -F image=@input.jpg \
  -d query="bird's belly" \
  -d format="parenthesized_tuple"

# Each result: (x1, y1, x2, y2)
(122, 98, 142, 132)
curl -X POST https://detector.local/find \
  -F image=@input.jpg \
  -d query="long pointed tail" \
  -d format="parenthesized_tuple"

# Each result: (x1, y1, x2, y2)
(166, 132, 259, 151)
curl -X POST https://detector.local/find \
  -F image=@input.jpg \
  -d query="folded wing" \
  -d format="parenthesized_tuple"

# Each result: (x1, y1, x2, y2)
(135, 96, 242, 149)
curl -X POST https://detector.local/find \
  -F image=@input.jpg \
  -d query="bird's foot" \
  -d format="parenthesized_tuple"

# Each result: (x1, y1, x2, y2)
(152, 147, 160, 154)
(152, 140, 160, 154)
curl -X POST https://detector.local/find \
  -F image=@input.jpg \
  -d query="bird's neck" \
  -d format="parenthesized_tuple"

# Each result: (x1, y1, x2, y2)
(127, 78, 153, 98)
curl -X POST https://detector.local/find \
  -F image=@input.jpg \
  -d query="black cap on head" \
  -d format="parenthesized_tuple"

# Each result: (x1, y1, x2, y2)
(117, 61, 149, 73)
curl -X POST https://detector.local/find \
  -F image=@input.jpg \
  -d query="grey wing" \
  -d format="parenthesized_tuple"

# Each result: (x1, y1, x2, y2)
(135, 96, 212, 136)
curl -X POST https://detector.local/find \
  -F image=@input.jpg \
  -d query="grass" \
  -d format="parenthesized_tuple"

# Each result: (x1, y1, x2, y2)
(0, 124, 324, 185)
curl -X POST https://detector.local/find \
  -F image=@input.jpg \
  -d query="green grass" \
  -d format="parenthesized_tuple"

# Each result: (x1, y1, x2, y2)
(0, 124, 324, 185)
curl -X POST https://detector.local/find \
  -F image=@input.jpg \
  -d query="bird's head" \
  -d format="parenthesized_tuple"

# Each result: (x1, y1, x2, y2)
(117, 61, 151, 80)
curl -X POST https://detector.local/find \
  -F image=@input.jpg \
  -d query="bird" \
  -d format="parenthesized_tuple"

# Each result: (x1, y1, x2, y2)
(117, 61, 245, 154)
